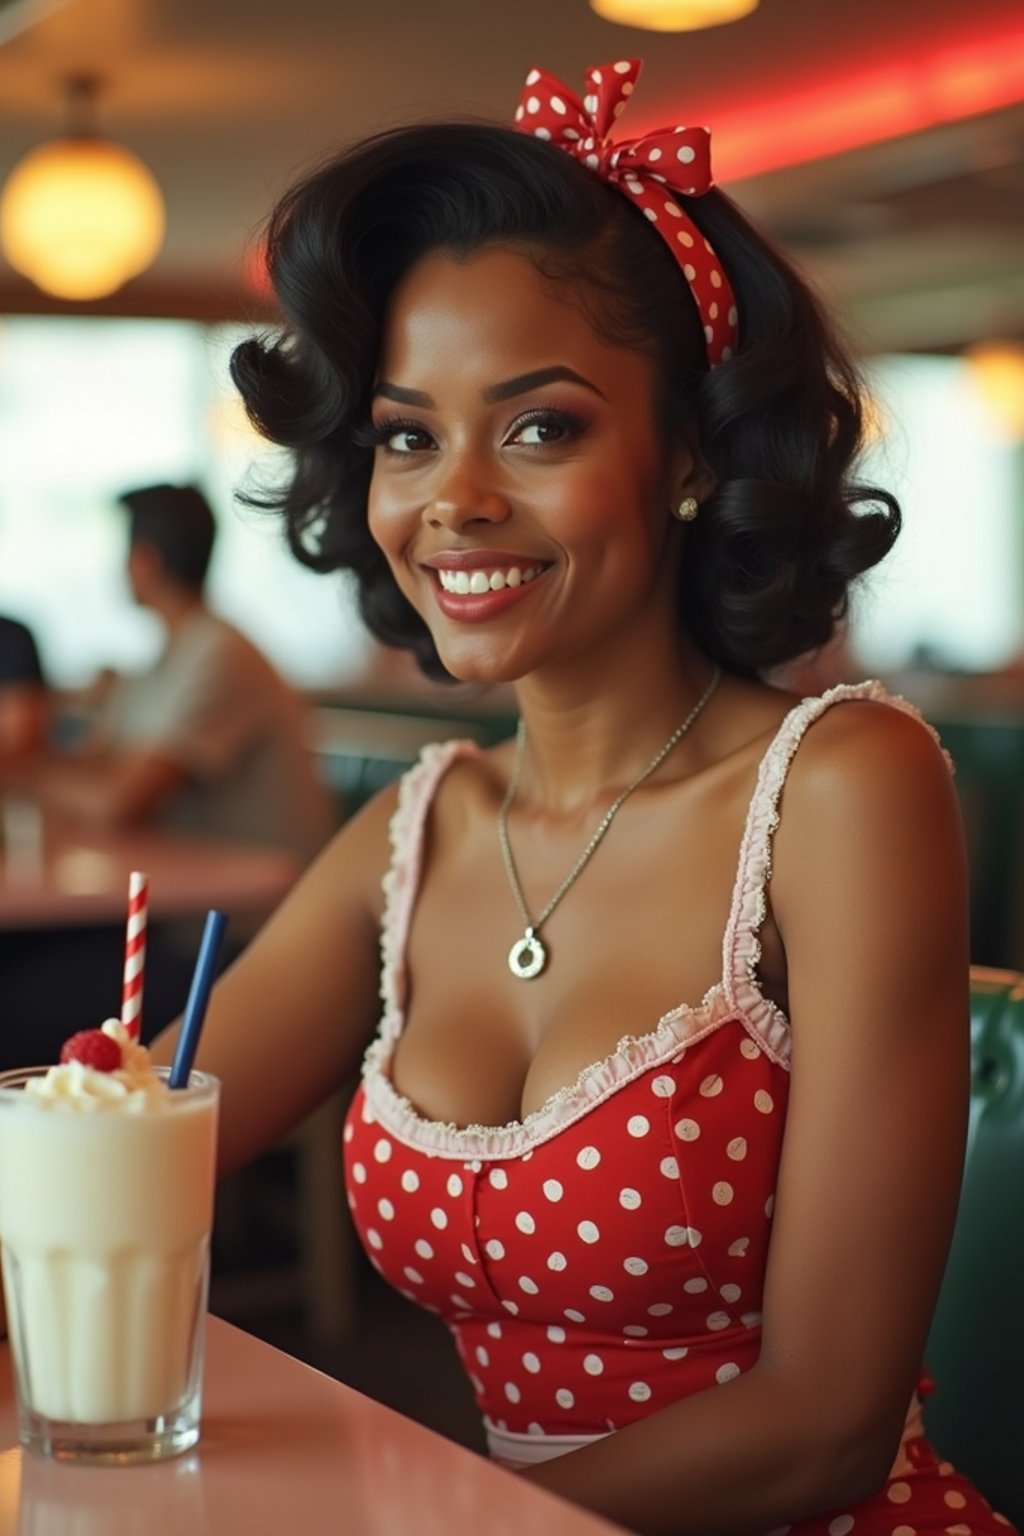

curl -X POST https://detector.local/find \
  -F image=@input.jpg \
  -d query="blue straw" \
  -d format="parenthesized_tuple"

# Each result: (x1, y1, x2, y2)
(169, 910, 228, 1089)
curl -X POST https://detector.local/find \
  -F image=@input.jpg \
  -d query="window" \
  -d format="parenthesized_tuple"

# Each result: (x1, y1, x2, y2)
(854, 354, 1023, 672)
(0, 317, 371, 687)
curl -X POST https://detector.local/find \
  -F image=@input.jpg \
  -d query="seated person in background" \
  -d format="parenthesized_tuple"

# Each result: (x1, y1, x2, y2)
(0, 613, 48, 764)
(0, 488, 332, 1064)
(33, 482, 333, 866)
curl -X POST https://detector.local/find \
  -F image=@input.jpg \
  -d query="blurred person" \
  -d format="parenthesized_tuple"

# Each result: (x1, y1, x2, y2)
(30, 483, 332, 863)
(0, 486, 332, 1065)
(0, 613, 48, 764)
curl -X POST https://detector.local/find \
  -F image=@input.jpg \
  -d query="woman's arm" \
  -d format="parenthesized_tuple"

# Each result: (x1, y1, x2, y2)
(525, 701, 970, 1536)
(0, 785, 397, 1345)
(149, 779, 400, 1178)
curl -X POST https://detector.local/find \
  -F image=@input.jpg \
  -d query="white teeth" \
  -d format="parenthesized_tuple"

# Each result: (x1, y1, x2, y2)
(436, 565, 540, 594)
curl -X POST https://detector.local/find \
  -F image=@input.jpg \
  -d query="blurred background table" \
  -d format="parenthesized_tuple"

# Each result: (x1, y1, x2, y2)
(0, 807, 300, 930)
(0, 1317, 623, 1536)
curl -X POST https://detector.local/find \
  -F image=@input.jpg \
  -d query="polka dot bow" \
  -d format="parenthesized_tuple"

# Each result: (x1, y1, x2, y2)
(515, 59, 738, 366)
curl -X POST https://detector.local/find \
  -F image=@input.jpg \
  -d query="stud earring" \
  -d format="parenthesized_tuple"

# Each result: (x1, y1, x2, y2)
(673, 496, 699, 522)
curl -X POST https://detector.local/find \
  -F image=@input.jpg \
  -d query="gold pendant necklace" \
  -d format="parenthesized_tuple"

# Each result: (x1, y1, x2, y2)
(497, 666, 722, 980)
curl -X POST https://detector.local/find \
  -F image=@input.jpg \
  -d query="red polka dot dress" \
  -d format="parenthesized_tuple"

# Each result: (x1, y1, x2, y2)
(343, 683, 1016, 1534)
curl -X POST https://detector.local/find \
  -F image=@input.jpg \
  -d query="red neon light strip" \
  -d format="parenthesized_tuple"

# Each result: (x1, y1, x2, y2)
(689, 27, 1024, 181)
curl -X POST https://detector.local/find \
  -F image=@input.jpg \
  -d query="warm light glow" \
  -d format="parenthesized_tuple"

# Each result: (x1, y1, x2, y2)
(241, 238, 273, 301)
(590, 0, 757, 28)
(695, 25, 1024, 180)
(965, 341, 1024, 442)
(0, 136, 165, 300)
(860, 393, 889, 449)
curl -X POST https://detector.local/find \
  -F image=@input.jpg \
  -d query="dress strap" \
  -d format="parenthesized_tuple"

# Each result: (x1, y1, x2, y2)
(722, 680, 951, 1051)
(378, 739, 482, 1043)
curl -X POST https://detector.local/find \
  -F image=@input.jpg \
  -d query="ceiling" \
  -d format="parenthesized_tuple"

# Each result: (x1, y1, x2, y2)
(1, 0, 1023, 353)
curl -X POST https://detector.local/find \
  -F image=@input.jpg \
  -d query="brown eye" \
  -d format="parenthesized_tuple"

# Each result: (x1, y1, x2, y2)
(507, 409, 585, 448)
(516, 419, 565, 445)
(384, 425, 434, 454)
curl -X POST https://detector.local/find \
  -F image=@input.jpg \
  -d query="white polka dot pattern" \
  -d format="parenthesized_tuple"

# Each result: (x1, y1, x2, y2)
(346, 732, 806, 1432)
(512, 59, 738, 366)
(340, 696, 984, 1522)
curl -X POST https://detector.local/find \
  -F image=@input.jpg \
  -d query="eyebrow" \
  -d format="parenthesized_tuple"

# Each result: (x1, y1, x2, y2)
(373, 366, 607, 409)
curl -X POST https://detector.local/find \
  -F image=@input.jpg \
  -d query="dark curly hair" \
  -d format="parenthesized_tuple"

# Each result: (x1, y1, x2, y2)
(230, 121, 899, 681)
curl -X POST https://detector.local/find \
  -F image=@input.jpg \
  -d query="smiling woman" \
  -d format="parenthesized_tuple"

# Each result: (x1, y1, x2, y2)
(361, 245, 690, 687)
(146, 55, 1018, 1536)
(230, 72, 895, 687)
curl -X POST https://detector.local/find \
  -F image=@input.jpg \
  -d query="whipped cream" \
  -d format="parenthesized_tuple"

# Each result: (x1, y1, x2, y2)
(24, 1021, 171, 1112)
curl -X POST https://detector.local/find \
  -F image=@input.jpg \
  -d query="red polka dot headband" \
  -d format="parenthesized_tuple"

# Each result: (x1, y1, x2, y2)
(514, 59, 738, 368)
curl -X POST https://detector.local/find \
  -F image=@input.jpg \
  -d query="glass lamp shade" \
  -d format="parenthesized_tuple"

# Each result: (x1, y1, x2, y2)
(590, 0, 758, 28)
(0, 136, 165, 300)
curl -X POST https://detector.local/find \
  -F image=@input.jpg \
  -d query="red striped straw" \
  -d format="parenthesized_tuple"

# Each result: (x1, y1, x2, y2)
(121, 870, 149, 1040)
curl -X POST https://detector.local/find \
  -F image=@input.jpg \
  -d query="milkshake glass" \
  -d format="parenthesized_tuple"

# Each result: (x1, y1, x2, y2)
(0, 1061, 219, 1463)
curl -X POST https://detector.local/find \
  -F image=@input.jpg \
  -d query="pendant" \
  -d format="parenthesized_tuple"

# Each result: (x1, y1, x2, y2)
(508, 926, 547, 980)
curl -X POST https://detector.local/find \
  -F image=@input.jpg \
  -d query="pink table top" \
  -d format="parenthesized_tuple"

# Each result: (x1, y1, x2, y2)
(0, 1317, 625, 1536)
(0, 818, 300, 929)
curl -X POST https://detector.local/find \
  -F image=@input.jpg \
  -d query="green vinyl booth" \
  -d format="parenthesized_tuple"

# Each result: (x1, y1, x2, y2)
(923, 966, 1024, 1526)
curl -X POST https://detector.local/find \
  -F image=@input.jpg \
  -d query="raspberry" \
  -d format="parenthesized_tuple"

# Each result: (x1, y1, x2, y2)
(59, 1030, 122, 1073)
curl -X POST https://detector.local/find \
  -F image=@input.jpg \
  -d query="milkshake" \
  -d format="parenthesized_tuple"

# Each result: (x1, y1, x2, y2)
(0, 1022, 219, 1462)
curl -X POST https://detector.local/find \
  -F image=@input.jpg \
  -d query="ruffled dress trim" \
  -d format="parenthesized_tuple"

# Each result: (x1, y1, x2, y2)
(363, 682, 948, 1163)
(377, 740, 481, 1026)
(723, 680, 951, 1032)
(365, 980, 752, 1160)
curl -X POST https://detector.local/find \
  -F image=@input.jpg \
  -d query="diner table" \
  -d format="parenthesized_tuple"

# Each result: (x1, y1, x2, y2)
(0, 1317, 626, 1536)
(0, 806, 301, 930)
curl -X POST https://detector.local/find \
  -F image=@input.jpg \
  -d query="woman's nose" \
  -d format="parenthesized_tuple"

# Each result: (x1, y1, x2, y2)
(426, 457, 511, 531)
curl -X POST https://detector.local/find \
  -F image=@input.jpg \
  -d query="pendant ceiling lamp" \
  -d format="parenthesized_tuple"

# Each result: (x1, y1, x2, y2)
(589, 0, 759, 31)
(0, 74, 165, 301)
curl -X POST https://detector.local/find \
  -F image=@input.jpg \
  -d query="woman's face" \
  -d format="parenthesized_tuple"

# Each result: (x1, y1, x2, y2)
(366, 244, 692, 686)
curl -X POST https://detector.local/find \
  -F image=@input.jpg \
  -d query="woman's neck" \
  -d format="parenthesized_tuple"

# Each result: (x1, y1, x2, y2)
(509, 638, 720, 818)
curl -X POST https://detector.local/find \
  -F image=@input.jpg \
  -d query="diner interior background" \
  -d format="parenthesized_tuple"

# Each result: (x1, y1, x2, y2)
(2, 0, 1024, 1454)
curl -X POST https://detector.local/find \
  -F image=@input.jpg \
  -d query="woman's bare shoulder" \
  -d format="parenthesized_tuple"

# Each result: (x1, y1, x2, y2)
(769, 693, 962, 934)
(421, 734, 516, 830)
(328, 734, 513, 902)
(780, 693, 951, 805)
(309, 772, 404, 925)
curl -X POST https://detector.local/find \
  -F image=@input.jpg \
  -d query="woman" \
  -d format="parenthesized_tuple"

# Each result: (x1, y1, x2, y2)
(158, 61, 1011, 1536)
